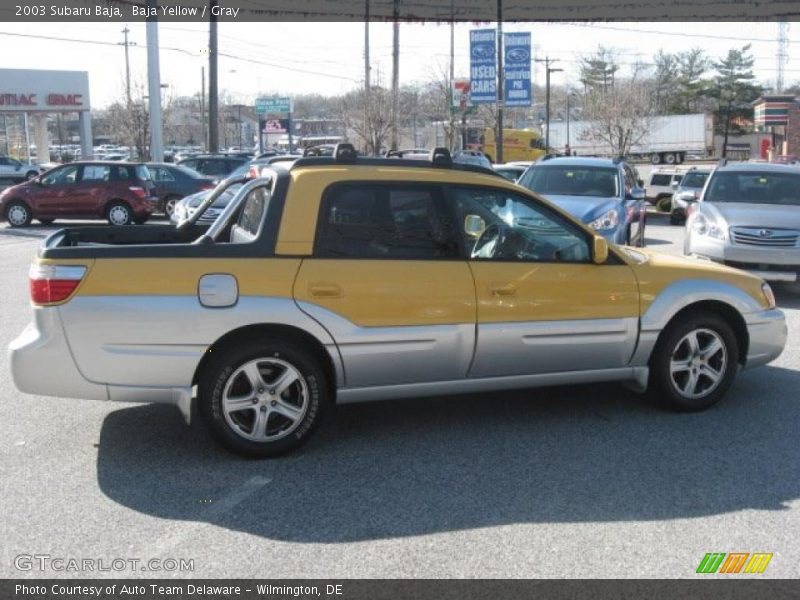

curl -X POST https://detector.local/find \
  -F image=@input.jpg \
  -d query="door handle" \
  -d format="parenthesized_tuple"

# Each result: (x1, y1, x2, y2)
(309, 283, 343, 298)
(489, 283, 516, 296)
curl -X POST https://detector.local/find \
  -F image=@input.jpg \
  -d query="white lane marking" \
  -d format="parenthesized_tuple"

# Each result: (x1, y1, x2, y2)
(146, 475, 271, 556)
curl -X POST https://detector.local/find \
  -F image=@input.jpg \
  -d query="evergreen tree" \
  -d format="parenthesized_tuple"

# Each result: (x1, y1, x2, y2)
(712, 45, 762, 156)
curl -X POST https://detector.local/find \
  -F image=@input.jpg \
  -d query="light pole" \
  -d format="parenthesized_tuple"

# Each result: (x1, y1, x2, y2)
(545, 66, 563, 152)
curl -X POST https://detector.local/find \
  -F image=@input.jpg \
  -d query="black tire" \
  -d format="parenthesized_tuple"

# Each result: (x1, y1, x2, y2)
(649, 310, 739, 412)
(25, 170, 39, 180)
(106, 201, 133, 226)
(38, 218, 55, 226)
(664, 152, 677, 165)
(5, 200, 32, 227)
(199, 339, 330, 457)
(650, 153, 661, 165)
(669, 212, 683, 226)
(656, 195, 672, 213)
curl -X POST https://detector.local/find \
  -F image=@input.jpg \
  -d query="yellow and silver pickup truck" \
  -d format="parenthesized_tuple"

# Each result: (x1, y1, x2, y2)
(9, 145, 787, 457)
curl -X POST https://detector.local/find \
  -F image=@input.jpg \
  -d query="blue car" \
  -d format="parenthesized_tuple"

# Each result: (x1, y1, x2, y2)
(517, 156, 647, 246)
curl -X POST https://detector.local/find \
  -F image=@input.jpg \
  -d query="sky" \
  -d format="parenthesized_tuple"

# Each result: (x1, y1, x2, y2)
(0, 21, 795, 108)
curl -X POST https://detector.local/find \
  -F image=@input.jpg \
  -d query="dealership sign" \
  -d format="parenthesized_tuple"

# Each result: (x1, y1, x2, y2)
(503, 32, 531, 107)
(256, 96, 292, 115)
(0, 69, 90, 112)
(469, 29, 496, 104)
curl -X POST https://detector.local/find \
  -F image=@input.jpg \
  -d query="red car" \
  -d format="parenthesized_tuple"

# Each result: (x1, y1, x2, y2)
(0, 161, 158, 227)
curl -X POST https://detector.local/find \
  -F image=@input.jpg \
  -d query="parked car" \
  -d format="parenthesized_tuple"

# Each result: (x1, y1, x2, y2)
(646, 169, 685, 209)
(146, 163, 216, 217)
(0, 155, 43, 182)
(177, 154, 250, 178)
(493, 163, 527, 182)
(0, 161, 157, 227)
(453, 149, 492, 169)
(517, 156, 647, 246)
(9, 145, 786, 457)
(684, 161, 800, 283)
(669, 167, 712, 225)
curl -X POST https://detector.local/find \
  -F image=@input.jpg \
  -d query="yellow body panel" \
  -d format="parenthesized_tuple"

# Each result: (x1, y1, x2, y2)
(73, 258, 301, 297)
(625, 249, 771, 312)
(469, 261, 640, 322)
(294, 259, 475, 327)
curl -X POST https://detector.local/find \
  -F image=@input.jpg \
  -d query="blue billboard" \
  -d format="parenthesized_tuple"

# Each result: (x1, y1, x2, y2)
(469, 29, 496, 104)
(504, 32, 532, 107)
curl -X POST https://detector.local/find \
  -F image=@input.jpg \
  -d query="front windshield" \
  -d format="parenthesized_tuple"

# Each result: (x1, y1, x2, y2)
(188, 185, 239, 209)
(681, 171, 709, 189)
(704, 171, 800, 205)
(518, 165, 620, 198)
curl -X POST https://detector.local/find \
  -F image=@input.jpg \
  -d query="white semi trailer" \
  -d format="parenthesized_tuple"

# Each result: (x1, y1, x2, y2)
(547, 113, 714, 165)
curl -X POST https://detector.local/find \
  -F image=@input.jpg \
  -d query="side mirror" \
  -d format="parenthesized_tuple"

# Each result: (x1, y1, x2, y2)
(592, 236, 609, 265)
(464, 214, 486, 238)
(627, 188, 646, 201)
(670, 181, 679, 189)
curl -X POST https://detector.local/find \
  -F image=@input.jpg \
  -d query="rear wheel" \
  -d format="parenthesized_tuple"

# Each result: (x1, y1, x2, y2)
(650, 153, 662, 165)
(664, 152, 677, 165)
(656, 195, 672, 213)
(669, 212, 683, 226)
(199, 339, 330, 457)
(5, 201, 32, 227)
(650, 311, 739, 411)
(163, 195, 179, 217)
(106, 201, 133, 226)
(25, 170, 39, 180)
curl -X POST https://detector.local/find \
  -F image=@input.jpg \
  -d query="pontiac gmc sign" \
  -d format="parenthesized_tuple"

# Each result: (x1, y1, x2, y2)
(0, 69, 90, 112)
(0, 93, 84, 107)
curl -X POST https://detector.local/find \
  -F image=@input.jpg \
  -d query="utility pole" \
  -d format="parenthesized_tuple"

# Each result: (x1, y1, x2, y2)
(536, 56, 562, 152)
(120, 25, 134, 106)
(364, 0, 370, 153)
(145, 0, 164, 162)
(200, 66, 206, 149)
(208, 0, 219, 153)
(390, 0, 399, 152)
(496, 0, 504, 163)
(450, 0, 455, 150)
(777, 21, 789, 92)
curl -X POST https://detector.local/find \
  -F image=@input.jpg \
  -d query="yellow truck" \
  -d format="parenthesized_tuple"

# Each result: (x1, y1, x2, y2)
(479, 128, 547, 163)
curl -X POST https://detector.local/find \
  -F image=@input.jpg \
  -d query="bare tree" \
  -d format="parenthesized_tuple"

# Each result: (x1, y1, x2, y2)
(105, 77, 174, 159)
(579, 76, 657, 157)
(339, 85, 393, 155)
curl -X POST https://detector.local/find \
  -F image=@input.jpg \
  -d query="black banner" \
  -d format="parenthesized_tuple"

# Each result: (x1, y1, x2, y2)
(3, 579, 800, 600)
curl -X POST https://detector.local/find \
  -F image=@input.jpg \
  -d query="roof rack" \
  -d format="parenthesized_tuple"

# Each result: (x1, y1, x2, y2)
(290, 146, 502, 178)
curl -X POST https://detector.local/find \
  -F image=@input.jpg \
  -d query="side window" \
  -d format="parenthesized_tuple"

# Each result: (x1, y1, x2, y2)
(622, 166, 635, 195)
(649, 174, 671, 187)
(113, 165, 134, 180)
(180, 160, 198, 171)
(154, 167, 175, 182)
(42, 165, 79, 186)
(81, 165, 111, 182)
(451, 186, 591, 263)
(237, 187, 269, 236)
(315, 184, 459, 259)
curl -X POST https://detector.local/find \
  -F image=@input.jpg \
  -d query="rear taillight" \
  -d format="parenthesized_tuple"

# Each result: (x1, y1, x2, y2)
(247, 165, 260, 179)
(29, 264, 86, 305)
(128, 186, 147, 198)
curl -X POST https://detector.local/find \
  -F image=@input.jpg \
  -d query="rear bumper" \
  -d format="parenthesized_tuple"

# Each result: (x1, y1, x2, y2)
(743, 308, 787, 369)
(9, 307, 190, 412)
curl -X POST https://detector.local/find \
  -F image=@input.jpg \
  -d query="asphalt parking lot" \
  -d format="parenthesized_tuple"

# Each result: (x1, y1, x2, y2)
(1, 214, 799, 579)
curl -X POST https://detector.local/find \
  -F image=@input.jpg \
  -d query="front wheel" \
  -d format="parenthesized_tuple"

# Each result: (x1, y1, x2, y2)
(650, 311, 739, 411)
(163, 196, 179, 217)
(199, 340, 330, 457)
(6, 201, 32, 227)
